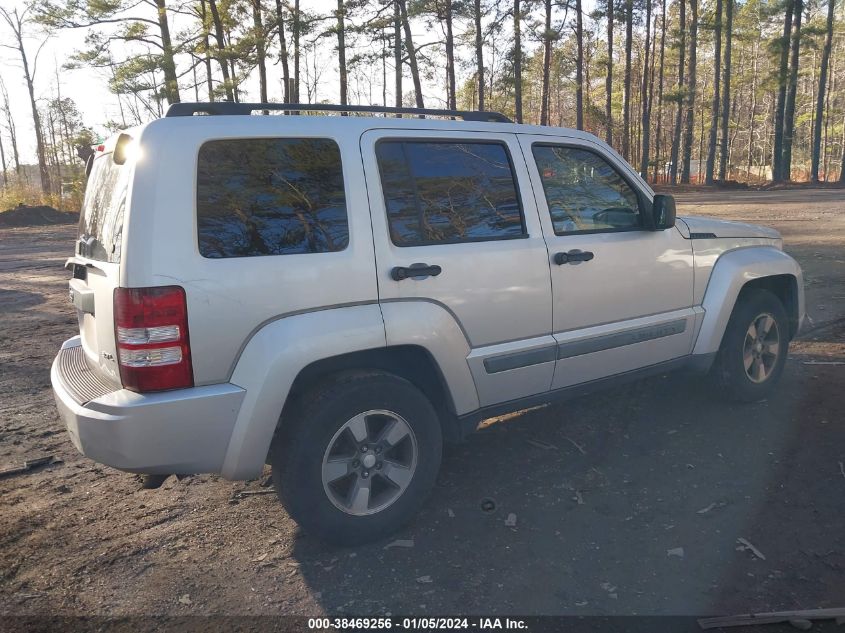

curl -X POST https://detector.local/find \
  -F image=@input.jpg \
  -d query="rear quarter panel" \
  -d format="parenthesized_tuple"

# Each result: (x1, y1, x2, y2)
(223, 304, 387, 480)
(124, 117, 379, 386)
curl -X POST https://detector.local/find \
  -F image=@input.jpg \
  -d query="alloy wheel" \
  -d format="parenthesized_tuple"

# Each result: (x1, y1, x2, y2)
(743, 312, 780, 384)
(321, 409, 418, 516)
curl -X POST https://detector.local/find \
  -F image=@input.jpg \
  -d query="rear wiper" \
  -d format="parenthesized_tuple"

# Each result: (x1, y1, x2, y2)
(76, 234, 98, 257)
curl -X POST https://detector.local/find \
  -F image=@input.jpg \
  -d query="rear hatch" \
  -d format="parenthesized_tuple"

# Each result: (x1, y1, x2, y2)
(68, 142, 132, 386)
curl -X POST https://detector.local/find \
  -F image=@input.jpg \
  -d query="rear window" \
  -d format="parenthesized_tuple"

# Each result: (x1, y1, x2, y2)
(78, 154, 130, 263)
(196, 138, 349, 258)
(375, 140, 525, 246)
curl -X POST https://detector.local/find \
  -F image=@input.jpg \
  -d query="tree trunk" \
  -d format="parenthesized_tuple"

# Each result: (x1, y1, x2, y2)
(718, 0, 733, 180)
(680, 0, 698, 183)
(13, 35, 50, 191)
(669, 0, 685, 184)
(0, 77, 20, 179)
(192, 62, 199, 101)
(154, 0, 181, 104)
(540, 0, 552, 126)
(199, 0, 215, 101)
(382, 29, 387, 106)
(622, 0, 633, 159)
(812, 0, 833, 181)
(697, 85, 705, 181)
(750, 49, 761, 174)
(639, 0, 652, 176)
(252, 0, 268, 104)
(394, 0, 402, 109)
(47, 109, 62, 192)
(772, 0, 794, 182)
(705, 0, 722, 184)
(514, 0, 523, 123)
(58, 100, 72, 167)
(229, 54, 240, 102)
(839, 136, 845, 183)
(584, 40, 592, 126)
(474, 0, 484, 110)
(445, 0, 456, 109)
(605, 0, 613, 144)
(397, 0, 424, 107)
(26, 71, 50, 192)
(782, 0, 802, 181)
(652, 0, 666, 182)
(294, 0, 301, 102)
(208, 0, 234, 101)
(9, 118, 21, 177)
(823, 56, 834, 178)
(337, 0, 347, 105)
(575, 0, 584, 129)
(0, 79, 9, 185)
(274, 0, 291, 103)
(0, 133, 7, 188)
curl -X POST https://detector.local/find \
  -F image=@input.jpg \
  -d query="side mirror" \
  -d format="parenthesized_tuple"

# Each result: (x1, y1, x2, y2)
(650, 194, 676, 230)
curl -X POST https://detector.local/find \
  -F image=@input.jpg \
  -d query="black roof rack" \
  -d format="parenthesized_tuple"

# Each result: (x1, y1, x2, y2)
(165, 102, 512, 123)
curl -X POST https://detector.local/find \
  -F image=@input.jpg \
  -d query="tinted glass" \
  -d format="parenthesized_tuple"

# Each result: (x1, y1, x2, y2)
(376, 140, 525, 246)
(197, 138, 348, 258)
(78, 155, 130, 263)
(532, 145, 641, 234)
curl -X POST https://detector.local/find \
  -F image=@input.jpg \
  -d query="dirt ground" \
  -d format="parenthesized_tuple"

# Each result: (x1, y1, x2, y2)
(1, 189, 843, 622)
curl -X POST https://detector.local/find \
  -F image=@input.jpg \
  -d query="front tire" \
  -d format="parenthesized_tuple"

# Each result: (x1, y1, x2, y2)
(270, 370, 442, 546)
(712, 289, 789, 402)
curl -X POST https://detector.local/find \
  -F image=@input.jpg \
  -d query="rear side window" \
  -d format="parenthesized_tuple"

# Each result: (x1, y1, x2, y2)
(78, 155, 130, 263)
(196, 138, 348, 258)
(376, 140, 525, 246)
(532, 145, 641, 234)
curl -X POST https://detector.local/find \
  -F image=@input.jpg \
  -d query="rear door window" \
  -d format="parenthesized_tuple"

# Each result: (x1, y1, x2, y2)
(196, 138, 348, 258)
(375, 140, 525, 246)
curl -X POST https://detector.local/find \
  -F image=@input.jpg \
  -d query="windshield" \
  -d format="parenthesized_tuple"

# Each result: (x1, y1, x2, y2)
(77, 153, 130, 263)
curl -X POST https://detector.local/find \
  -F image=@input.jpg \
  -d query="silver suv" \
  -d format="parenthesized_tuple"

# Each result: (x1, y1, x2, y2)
(52, 103, 804, 545)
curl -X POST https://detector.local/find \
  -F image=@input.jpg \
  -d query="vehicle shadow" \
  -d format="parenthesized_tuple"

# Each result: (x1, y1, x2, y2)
(705, 318, 845, 616)
(289, 352, 843, 616)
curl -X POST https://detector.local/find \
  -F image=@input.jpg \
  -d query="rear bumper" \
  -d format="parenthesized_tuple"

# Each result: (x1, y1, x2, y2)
(51, 336, 245, 476)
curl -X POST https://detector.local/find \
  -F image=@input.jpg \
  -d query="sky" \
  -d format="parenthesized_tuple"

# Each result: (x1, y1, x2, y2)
(2, 0, 111, 160)
(1, 0, 343, 161)
(1, 0, 596, 163)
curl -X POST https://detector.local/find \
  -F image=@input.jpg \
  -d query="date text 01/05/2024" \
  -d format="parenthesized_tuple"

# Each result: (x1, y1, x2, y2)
(307, 617, 528, 630)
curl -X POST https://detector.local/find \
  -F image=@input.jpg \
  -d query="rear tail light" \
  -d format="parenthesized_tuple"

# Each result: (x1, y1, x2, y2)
(114, 286, 193, 392)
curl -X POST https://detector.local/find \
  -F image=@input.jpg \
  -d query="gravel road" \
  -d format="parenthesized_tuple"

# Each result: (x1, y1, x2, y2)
(1, 189, 843, 621)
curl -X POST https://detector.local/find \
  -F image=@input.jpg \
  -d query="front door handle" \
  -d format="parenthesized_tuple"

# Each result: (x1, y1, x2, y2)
(554, 250, 595, 265)
(391, 263, 443, 281)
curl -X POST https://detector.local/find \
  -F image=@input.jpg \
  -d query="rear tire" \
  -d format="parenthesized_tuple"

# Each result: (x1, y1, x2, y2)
(712, 289, 789, 402)
(270, 370, 442, 546)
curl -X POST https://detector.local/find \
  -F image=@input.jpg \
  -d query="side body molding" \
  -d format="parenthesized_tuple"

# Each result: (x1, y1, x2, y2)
(692, 246, 805, 356)
(380, 301, 479, 416)
(222, 304, 386, 480)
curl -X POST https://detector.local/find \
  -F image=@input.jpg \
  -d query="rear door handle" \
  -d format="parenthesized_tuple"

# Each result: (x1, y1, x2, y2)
(554, 250, 594, 265)
(391, 263, 442, 281)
